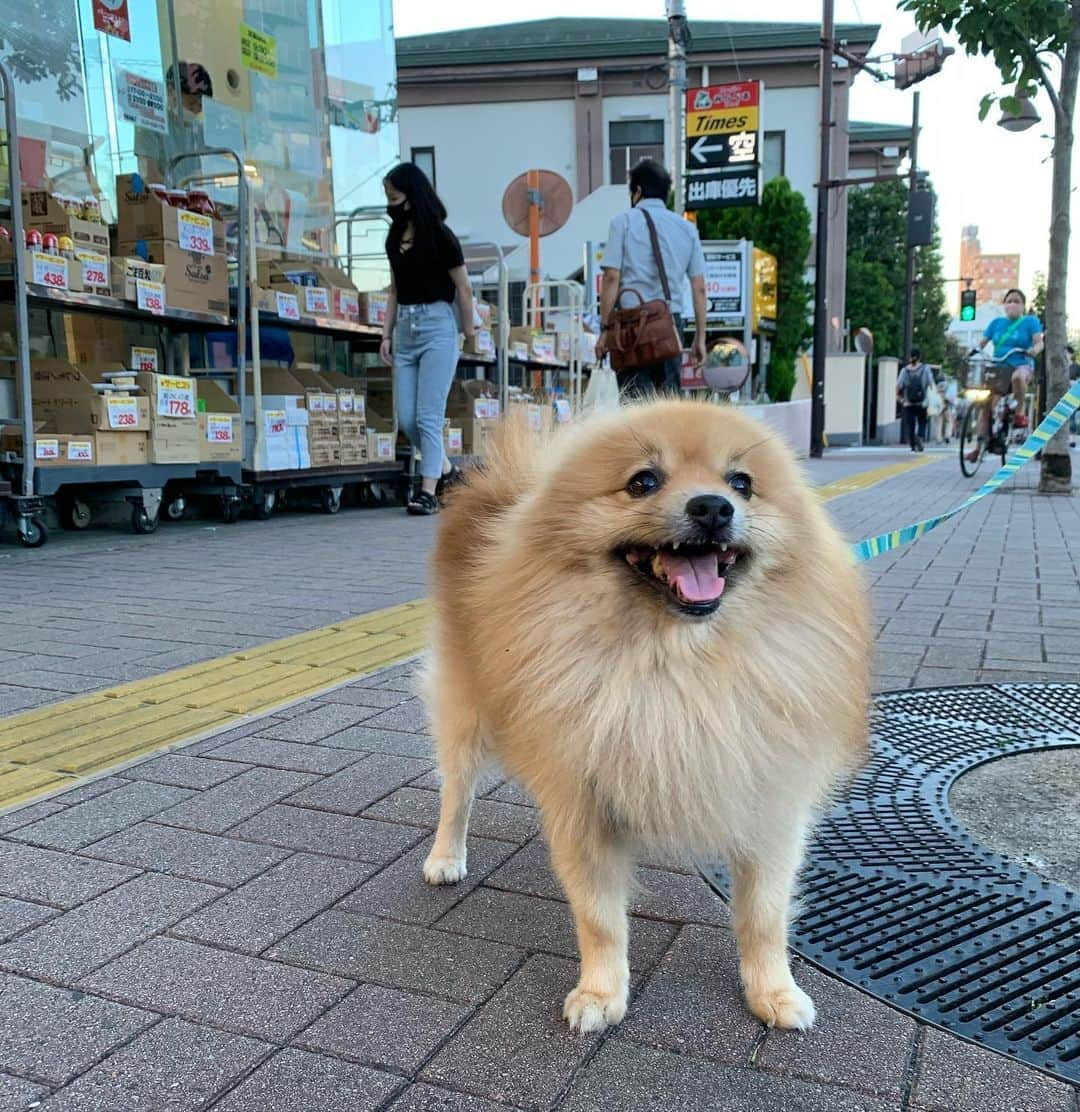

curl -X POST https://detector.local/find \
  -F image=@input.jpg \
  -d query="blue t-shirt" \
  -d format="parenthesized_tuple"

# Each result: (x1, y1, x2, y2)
(983, 314, 1042, 366)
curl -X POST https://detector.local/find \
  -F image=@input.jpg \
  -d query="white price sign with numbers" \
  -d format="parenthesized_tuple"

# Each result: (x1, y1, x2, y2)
(31, 253, 68, 291)
(336, 290, 359, 318)
(304, 287, 330, 315)
(35, 438, 60, 460)
(276, 291, 300, 321)
(106, 395, 140, 429)
(264, 409, 287, 437)
(206, 414, 234, 443)
(130, 346, 158, 372)
(156, 376, 195, 418)
(79, 253, 109, 289)
(137, 279, 165, 315)
(177, 209, 214, 255)
(67, 439, 93, 461)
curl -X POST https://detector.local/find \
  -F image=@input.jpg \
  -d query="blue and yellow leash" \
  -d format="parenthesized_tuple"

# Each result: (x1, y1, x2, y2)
(851, 383, 1080, 564)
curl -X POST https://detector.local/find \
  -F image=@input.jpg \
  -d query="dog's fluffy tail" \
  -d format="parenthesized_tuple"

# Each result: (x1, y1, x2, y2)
(443, 411, 547, 529)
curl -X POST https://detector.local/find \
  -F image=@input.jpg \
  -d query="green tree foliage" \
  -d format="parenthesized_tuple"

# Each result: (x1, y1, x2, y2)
(695, 177, 812, 402)
(845, 177, 949, 364)
(901, 0, 1078, 492)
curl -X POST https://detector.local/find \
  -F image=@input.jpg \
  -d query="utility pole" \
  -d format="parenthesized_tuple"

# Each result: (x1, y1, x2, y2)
(902, 91, 920, 362)
(666, 0, 688, 213)
(810, 0, 834, 458)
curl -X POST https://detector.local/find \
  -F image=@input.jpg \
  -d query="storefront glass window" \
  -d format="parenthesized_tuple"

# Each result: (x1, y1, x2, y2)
(1, 0, 398, 272)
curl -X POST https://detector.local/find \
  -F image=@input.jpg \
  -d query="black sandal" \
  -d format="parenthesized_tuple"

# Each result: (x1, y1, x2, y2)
(436, 464, 465, 497)
(406, 490, 439, 516)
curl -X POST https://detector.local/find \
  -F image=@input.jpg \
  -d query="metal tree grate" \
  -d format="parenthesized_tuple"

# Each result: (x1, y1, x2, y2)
(700, 683, 1080, 1085)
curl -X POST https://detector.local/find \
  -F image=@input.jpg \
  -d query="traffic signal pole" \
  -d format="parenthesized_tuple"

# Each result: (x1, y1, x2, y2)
(810, 0, 834, 459)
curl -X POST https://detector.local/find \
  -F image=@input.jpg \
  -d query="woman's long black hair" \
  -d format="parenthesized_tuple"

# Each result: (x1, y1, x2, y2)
(384, 162, 450, 255)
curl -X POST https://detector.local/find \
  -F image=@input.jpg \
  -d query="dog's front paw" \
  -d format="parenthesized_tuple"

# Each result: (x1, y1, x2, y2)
(746, 983, 816, 1030)
(563, 986, 627, 1033)
(423, 853, 467, 885)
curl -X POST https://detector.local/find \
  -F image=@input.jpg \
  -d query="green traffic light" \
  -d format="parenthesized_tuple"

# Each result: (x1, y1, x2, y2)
(960, 305, 975, 321)
(960, 290, 976, 321)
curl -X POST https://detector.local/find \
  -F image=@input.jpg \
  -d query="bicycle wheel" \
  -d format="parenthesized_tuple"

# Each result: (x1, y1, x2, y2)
(959, 403, 985, 477)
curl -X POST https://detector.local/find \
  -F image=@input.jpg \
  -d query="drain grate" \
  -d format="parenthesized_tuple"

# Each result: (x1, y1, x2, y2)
(700, 683, 1080, 1085)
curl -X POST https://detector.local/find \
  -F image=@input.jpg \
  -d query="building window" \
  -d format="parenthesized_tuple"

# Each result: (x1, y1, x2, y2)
(609, 120, 664, 186)
(763, 131, 785, 182)
(411, 146, 436, 188)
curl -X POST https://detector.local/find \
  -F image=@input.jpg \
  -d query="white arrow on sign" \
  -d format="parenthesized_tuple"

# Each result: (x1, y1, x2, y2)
(689, 136, 729, 164)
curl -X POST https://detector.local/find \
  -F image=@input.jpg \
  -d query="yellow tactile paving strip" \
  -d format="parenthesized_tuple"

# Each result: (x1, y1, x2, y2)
(815, 454, 940, 501)
(0, 601, 430, 810)
(0, 456, 941, 815)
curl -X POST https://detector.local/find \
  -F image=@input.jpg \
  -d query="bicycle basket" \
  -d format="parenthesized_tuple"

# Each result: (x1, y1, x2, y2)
(982, 366, 1013, 395)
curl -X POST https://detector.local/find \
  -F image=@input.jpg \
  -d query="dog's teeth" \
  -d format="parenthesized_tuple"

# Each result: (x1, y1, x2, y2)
(673, 542, 680, 551)
(720, 542, 729, 552)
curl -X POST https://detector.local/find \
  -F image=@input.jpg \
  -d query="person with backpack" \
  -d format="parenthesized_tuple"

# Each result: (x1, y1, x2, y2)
(896, 348, 933, 452)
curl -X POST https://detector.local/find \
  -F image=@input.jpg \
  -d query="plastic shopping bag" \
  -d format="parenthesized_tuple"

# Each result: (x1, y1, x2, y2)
(582, 363, 621, 415)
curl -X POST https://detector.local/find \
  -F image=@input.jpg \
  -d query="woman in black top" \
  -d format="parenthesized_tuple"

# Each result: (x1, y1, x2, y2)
(380, 163, 476, 515)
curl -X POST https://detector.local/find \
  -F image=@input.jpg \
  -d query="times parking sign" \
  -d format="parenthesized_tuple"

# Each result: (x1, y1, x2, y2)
(684, 80, 763, 211)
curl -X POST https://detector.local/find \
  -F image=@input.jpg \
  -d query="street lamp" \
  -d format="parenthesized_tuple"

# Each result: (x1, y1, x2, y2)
(998, 87, 1041, 132)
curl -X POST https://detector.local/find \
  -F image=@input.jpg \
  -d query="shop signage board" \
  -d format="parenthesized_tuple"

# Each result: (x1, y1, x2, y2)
(685, 167, 762, 211)
(115, 68, 167, 134)
(93, 0, 130, 41)
(684, 80, 763, 212)
(240, 24, 278, 78)
(702, 243, 747, 325)
(752, 247, 778, 334)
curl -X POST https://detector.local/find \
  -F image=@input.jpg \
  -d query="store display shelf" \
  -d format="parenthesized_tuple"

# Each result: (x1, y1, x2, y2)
(7, 282, 233, 329)
(33, 462, 242, 497)
(243, 460, 404, 485)
(251, 305, 383, 341)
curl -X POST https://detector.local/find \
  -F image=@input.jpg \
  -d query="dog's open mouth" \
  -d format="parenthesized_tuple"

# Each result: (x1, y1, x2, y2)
(619, 541, 743, 616)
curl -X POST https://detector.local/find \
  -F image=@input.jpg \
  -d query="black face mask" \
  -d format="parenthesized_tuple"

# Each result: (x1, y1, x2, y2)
(387, 201, 408, 224)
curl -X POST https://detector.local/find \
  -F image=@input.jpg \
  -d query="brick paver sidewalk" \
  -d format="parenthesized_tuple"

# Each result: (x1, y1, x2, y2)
(0, 447, 1078, 1110)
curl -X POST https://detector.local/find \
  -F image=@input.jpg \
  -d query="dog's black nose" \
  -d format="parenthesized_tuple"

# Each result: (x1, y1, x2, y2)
(685, 494, 734, 535)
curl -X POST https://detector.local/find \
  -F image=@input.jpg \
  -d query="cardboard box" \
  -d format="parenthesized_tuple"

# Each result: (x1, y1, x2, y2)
(463, 417, 500, 455)
(117, 241, 229, 316)
(147, 417, 200, 463)
(112, 257, 167, 303)
(508, 327, 559, 363)
(337, 416, 365, 441)
(462, 330, 495, 357)
(256, 259, 332, 319)
(196, 379, 242, 463)
(365, 290, 390, 327)
(32, 433, 96, 467)
(446, 380, 501, 421)
(115, 175, 227, 252)
(30, 358, 151, 433)
(443, 425, 463, 455)
(317, 266, 361, 323)
(95, 430, 150, 466)
(310, 441, 340, 468)
(21, 191, 110, 254)
(366, 430, 395, 462)
(136, 372, 197, 421)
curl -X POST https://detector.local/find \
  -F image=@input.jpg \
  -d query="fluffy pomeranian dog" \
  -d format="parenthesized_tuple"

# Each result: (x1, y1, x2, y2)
(422, 400, 871, 1034)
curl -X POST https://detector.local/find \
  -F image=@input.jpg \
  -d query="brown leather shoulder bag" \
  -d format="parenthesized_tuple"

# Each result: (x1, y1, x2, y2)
(605, 208, 683, 372)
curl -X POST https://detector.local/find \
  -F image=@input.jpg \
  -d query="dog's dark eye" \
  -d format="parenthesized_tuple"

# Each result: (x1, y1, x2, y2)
(627, 469, 663, 497)
(727, 471, 753, 499)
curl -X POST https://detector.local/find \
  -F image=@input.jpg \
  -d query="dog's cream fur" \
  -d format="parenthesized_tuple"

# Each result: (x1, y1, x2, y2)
(422, 400, 871, 1033)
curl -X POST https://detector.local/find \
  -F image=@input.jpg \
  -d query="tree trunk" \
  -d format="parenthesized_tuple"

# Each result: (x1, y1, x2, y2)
(1039, 0, 1080, 493)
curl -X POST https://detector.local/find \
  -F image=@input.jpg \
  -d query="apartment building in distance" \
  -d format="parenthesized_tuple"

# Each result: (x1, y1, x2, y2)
(959, 225, 1020, 311)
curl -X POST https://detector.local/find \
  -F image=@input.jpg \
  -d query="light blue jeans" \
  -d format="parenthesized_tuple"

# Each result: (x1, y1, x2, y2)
(393, 301, 459, 479)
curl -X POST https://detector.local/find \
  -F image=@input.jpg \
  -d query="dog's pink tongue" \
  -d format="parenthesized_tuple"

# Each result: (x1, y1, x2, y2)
(658, 551, 725, 602)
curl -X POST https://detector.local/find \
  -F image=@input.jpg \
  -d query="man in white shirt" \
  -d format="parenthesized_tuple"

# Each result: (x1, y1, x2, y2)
(596, 159, 708, 396)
